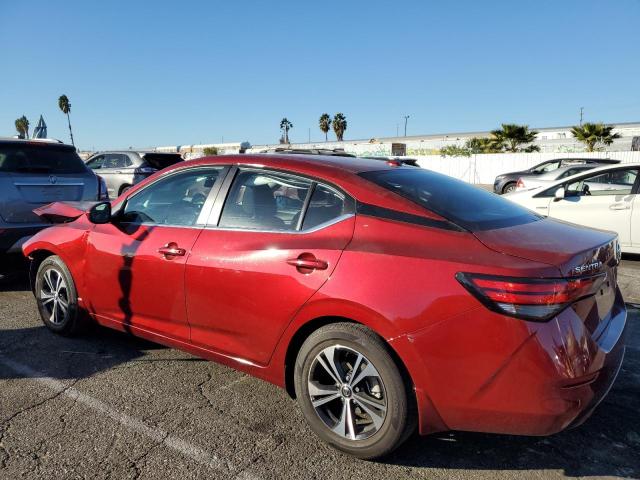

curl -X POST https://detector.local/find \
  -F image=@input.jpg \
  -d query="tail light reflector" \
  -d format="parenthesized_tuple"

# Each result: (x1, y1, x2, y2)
(456, 272, 605, 321)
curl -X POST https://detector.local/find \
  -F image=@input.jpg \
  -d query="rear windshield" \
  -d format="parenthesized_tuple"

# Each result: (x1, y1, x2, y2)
(360, 168, 541, 231)
(0, 144, 87, 174)
(142, 153, 183, 170)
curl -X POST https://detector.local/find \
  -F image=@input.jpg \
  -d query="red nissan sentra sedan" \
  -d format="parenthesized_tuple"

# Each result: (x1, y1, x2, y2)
(23, 154, 627, 459)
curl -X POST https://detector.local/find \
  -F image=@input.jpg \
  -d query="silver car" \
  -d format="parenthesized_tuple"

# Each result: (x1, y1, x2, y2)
(85, 151, 183, 198)
(515, 164, 598, 191)
(0, 138, 107, 257)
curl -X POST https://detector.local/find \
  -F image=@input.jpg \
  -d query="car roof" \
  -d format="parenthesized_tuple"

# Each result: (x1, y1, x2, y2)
(0, 138, 73, 148)
(181, 153, 402, 175)
(537, 164, 595, 179)
(89, 150, 180, 156)
(124, 153, 444, 220)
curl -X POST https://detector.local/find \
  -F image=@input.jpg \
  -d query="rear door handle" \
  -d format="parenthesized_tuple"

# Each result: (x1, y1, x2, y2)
(286, 255, 328, 271)
(158, 242, 186, 257)
(609, 204, 631, 210)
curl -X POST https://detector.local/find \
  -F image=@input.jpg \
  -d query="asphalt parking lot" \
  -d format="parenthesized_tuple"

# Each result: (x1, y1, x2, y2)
(0, 258, 638, 480)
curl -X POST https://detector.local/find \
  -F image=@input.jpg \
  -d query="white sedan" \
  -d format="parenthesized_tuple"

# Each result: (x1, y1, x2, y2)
(505, 162, 640, 253)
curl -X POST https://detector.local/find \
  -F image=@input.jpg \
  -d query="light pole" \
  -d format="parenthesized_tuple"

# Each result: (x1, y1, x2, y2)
(579, 107, 584, 126)
(403, 115, 410, 136)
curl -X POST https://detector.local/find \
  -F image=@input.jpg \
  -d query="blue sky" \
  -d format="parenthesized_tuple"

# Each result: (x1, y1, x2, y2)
(1, 0, 639, 150)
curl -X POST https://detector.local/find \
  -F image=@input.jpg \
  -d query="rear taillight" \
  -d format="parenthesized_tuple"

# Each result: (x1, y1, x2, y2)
(516, 178, 525, 189)
(97, 176, 109, 200)
(134, 167, 157, 174)
(456, 272, 605, 321)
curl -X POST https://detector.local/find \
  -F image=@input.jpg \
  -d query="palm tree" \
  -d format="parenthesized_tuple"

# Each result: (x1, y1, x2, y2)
(465, 137, 502, 154)
(14, 116, 29, 139)
(571, 122, 621, 152)
(319, 113, 332, 141)
(280, 118, 293, 143)
(490, 124, 538, 152)
(332, 113, 347, 141)
(58, 95, 75, 146)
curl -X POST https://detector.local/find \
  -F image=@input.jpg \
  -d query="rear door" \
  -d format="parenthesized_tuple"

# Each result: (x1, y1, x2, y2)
(84, 166, 226, 341)
(548, 167, 639, 247)
(0, 142, 97, 224)
(185, 168, 355, 365)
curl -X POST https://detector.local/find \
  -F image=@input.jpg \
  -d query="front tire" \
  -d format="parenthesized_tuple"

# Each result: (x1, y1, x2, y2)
(502, 182, 517, 194)
(35, 256, 83, 336)
(294, 323, 415, 459)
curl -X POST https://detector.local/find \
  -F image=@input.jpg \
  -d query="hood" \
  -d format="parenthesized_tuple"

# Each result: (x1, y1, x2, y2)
(473, 217, 618, 277)
(33, 201, 99, 223)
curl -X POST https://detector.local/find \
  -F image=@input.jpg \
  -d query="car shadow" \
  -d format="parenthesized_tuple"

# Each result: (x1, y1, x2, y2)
(383, 306, 640, 478)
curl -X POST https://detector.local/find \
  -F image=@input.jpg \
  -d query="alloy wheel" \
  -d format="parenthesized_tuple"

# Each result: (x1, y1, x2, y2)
(40, 268, 69, 325)
(307, 345, 387, 441)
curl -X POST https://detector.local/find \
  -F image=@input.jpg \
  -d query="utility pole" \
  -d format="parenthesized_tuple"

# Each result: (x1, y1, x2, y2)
(396, 124, 399, 137)
(580, 107, 584, 126)
(308, 128, 311, 143)
(403, 115, 410, 136)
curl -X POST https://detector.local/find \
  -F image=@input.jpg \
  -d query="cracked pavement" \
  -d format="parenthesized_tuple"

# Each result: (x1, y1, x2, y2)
(1, 257, 639, 479)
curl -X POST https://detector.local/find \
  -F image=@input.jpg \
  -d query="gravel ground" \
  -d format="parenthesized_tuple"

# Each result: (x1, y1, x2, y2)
(0, 258, 639, 480)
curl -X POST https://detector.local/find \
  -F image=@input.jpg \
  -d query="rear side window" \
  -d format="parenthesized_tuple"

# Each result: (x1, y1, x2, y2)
(360, 168, 540, 231)
(219, 170, 312, 231)
(0, 144, 87, 174)
(302, 185, 347, 230)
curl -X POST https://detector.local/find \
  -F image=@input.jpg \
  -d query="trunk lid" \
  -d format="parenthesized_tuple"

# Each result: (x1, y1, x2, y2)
(473, 217, 618, 277)
(474, 217, 620, 333)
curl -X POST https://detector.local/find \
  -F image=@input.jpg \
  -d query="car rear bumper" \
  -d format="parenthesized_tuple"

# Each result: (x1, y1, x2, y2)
(395, 288, 627, 436)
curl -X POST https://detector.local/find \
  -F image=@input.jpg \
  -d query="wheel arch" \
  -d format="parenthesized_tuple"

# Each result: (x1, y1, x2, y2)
(282, 314, 416, 405)
(27, 248, 57, 292)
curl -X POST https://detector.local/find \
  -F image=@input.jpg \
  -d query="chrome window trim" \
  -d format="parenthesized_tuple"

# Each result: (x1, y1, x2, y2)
(203, 213, 354, 235)
(207, 166, 354, 234)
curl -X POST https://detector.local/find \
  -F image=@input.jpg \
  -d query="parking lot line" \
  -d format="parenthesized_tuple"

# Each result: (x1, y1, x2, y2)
(0, 355, 261, 480)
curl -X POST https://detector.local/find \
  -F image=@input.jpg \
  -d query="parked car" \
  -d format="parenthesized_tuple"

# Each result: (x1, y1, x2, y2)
(23, 154, 626, 459)
(361, 156, 420, 167)
(85, 150, 183, 198)
(515, 164, 597, 191)
(0, 138, 107, 261)
(506, 162, 640, 253)
(493, 158, 620, 194)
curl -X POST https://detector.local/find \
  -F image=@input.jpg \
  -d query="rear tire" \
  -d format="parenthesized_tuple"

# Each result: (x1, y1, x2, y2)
(294, 323, 415, 459)
(502, 182, 517, 194)
(34, 256, 83, 336)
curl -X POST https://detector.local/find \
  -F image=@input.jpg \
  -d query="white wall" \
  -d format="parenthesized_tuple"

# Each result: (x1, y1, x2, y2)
(414, 151, 640, 184)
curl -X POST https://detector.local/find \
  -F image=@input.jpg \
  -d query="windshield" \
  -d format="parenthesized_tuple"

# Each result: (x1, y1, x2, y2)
(0, 144, 87, 174)
(360, 168, 541, 231)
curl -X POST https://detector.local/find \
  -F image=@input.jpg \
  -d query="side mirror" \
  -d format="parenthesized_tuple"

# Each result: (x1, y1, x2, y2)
(88, 202, 112, 224)
(554, 187, 565, 201)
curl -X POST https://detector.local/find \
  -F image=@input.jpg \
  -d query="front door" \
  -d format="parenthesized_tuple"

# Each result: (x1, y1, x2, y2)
(84, 166, 226, 340)
(186, 169, 355, 365)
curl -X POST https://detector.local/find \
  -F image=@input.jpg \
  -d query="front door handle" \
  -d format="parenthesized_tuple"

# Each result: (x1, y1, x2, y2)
(158, 242, 186, 258)
(609, 204, 631, 210)
(287, 253, 328, 273)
